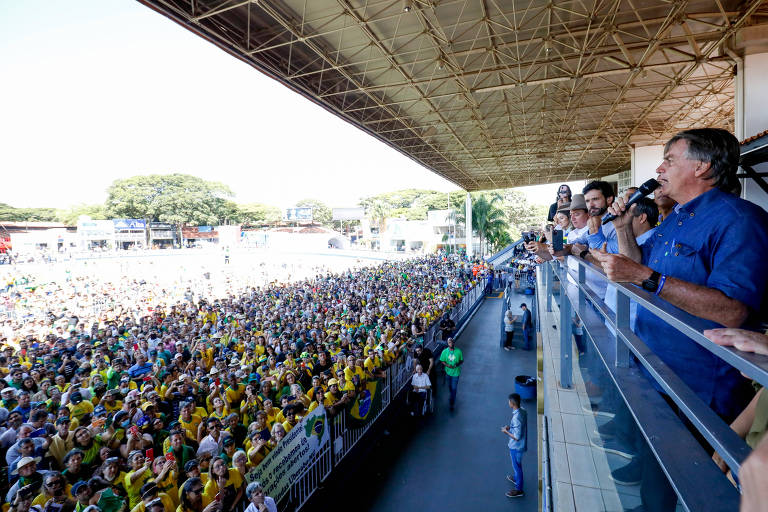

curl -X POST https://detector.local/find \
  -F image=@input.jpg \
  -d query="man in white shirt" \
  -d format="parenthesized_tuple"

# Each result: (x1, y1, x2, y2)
(410, 364, 431, 417)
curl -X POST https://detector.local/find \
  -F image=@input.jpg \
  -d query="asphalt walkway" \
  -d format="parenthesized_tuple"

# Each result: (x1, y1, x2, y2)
(355, 291, 539, 511)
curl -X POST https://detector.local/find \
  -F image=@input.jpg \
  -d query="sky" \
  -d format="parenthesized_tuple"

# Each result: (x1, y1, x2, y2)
(0, 1, 583, 210)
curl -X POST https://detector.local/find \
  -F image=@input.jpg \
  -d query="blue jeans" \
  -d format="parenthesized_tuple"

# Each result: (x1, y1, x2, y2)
(509, 448, 524, 491)
(522, 327, 532, 350)
(446, 375, 460, 406)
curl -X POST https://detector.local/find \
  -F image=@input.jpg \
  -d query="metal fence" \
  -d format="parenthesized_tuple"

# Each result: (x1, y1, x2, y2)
(541, 256, 768, 511)
(288, 281, 486, 510)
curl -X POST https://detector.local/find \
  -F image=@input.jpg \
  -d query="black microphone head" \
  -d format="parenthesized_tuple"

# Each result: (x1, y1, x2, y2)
(638, 178, 660, 195)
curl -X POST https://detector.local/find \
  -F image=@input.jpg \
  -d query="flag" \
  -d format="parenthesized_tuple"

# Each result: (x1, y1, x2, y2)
(346, 379, 382, 429)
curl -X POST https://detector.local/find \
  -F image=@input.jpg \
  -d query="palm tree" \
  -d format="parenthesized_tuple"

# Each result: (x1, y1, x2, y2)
(453, 193, 509, 257)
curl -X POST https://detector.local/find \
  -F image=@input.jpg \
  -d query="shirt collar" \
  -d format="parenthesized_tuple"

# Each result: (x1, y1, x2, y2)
(636, 227, 656, 246)
(676, 187, 721, 215)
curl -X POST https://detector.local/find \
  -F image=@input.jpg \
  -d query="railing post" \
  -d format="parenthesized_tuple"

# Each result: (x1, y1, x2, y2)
(577, 260, 586, 312)
(559, 272, 572, 388)
(545, 262, 553, 312)
(615, 290, 630, 368)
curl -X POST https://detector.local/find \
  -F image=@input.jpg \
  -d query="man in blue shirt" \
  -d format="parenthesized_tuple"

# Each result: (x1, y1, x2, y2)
(127, 352, 153, 379)
(594, 128, 768, 420)
(502, 393, 527, 498)
(593, 128, 768, 510)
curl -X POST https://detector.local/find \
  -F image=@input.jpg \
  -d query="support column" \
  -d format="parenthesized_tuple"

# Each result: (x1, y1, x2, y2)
(465, 192, 473, 258)
(631, 144, 664, 187)
(733, 26, 768, 211)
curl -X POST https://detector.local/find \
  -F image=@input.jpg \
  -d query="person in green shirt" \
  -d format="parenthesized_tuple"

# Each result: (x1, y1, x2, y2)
(439, 337, 463, 411)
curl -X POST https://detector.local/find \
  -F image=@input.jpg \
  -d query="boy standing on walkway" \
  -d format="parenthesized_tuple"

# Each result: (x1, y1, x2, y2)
(502, 393, 527, 498)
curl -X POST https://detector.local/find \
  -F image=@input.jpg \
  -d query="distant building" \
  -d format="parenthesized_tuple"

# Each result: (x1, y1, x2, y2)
(377, 209, 467, 253)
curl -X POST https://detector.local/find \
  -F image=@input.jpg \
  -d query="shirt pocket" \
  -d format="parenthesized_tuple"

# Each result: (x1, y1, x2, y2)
(667, 240, 708, 283)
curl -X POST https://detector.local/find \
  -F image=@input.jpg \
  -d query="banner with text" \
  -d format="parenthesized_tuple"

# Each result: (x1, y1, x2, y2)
(245, 404, 329, 501)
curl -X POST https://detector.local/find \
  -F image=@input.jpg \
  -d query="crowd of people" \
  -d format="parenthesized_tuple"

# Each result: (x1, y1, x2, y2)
(0, 253, 482, 512)
(529, 128, 768, 511)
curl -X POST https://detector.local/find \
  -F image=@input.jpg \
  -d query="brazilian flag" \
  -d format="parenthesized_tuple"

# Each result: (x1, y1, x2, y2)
(346, 379, 383, 429)
(304, 413, 326, 439)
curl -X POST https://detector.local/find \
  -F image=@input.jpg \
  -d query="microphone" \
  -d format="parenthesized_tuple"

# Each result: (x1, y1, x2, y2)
(601, 178, 660, 225)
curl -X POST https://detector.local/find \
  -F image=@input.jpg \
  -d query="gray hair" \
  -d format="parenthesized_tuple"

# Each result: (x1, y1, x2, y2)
(245, 481, 263, 499)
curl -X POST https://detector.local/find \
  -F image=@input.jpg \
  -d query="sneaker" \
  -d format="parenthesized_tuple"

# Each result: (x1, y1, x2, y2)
(504, 347, 512, 351)
(609, 459, 642, 486)
(410, 411, 415, 417)
(506, 490, 524, 498)
(589, 436, 636, 460)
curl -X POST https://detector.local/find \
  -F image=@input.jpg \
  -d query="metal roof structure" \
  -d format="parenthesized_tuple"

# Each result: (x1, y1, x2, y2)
(138, 0, 767, 191)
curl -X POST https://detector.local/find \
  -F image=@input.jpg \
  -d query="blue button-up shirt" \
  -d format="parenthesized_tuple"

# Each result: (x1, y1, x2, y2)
(586, 221, 617, 250)
(508, 407, 528, 451)
(636, 187, 768, 419)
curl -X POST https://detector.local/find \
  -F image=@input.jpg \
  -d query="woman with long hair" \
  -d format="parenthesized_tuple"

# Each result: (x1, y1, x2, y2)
(547, 184, 572, 222)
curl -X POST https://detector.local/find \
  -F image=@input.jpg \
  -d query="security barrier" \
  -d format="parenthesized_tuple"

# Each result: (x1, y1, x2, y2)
(288, 282, 486, 510)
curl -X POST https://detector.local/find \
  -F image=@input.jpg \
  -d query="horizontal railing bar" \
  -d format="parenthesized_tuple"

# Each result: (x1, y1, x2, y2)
(562, 256, 768, 389)
(551, 270, 741, 510)
(557, 261, 752, 474)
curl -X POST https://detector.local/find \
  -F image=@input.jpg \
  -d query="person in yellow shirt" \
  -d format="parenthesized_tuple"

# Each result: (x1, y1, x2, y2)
(131, 482, 175, 512)
(178, 476, 216, 512)
(151, 456, 179, 508)
(101, 389, 123, 413)
(178, 402, 203, 444)
(224, 374, 245, 409)
(202, 456, 244, 509)
(281, 405, 299, 434)
(124, 451, 156, 509)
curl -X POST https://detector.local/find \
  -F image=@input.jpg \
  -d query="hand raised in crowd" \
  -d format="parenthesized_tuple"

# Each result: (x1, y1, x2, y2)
(590, 243, 648, 283)
(703, 328, 768, 356)
(587, 214, 602, 234)
(525, 241, 552, 260)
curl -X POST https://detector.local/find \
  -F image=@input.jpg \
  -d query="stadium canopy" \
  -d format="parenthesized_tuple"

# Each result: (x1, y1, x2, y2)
(139, 0, 765, 191)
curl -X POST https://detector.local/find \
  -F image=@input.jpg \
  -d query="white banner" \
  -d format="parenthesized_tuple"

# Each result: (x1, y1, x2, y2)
(245, 404, 330, 500)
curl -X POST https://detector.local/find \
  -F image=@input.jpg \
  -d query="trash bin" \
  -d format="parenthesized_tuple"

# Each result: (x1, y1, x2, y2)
(515, 375, 536, 401)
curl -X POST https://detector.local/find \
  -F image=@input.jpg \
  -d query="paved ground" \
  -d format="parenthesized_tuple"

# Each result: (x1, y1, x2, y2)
(313, 291, 538, 512)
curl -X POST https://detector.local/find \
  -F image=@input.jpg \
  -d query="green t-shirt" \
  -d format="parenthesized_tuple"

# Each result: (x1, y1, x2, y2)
(440, 348, 464, 377)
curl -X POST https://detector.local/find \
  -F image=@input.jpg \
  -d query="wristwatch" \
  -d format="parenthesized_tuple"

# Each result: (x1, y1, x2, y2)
(641, 271, 662, 293)
(579, 249, 590, 259)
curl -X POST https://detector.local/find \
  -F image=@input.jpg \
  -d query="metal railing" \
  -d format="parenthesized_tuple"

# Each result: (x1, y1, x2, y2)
(541, 256, 768, 511)
(288, 281, 487, 510)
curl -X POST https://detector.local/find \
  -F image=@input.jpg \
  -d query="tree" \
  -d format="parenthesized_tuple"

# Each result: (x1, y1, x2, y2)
(56, 204, 107, 226)
(237, 203, 282, 225)
(501, 190, 548, 240)
(454, 192, 509, 257)
(365, 199, 391, 234)
(359, 189, 461, 221)
(105, 174, 234, 225)
(0, 203, 58, 222)
(295, 199, 332, 226)
(105, 174, 235, 244)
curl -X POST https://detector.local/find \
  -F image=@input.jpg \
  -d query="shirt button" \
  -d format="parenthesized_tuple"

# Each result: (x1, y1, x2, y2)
(690, 212, 694, 217)
(675, 252, 679, 256)
(654, 259, 658, 263)
(664, 241, 668, 245)
(678, 221, 683, 226)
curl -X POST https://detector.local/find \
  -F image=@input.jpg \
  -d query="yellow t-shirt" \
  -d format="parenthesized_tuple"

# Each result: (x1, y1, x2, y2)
(68, 399, 95, 422)
(201, 468, 243, 507)
(129, 492, 175, 512)
(124, 468, 154, 509)
(178, 414, 203, 441)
